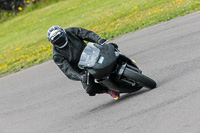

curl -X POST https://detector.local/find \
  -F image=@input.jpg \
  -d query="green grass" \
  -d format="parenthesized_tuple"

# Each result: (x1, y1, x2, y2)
(0, 0, 200, 77)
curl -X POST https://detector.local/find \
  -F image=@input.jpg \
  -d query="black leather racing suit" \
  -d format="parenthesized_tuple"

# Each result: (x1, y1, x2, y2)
(53, 27, 107, 96)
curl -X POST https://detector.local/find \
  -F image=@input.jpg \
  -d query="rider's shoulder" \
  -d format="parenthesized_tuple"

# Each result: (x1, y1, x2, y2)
(65, 27, 79, 32)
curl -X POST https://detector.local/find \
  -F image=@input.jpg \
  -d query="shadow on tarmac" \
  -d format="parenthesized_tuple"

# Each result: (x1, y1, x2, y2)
(89, 88, 153, 113)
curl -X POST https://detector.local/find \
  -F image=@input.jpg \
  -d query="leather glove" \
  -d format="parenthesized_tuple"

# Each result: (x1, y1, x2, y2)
(97, 38, 106, 44)
(80, 74, 87, 83)
(110, 43, 118, 49)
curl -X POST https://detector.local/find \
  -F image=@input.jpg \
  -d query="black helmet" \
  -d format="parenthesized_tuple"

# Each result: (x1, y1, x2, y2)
(47, 25, 68, 48)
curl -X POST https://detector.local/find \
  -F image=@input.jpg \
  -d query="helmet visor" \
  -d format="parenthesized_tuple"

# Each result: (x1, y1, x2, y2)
(51, 32, 68, 47)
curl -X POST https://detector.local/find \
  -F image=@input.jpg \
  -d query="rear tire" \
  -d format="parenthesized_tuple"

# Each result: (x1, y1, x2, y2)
(123, 68, 157, 89)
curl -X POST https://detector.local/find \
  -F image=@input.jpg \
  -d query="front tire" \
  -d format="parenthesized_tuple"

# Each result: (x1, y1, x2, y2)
(123, 68, 157, 89)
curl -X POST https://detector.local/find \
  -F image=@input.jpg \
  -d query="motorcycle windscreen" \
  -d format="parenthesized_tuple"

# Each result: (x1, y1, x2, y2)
(78, 43, 100, 69)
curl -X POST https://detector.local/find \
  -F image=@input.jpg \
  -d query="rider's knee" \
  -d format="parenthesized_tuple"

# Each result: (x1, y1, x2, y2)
(85, 86, 96, 96)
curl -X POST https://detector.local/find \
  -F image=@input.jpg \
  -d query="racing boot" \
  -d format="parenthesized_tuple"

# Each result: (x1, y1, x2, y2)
(106, 90, 120, 100)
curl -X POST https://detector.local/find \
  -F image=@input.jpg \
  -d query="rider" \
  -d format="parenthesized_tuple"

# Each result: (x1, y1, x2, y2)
(47, 26, 120, 100)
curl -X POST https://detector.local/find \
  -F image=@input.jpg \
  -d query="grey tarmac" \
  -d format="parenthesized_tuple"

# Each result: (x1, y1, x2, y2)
(0, 11, 200, 133)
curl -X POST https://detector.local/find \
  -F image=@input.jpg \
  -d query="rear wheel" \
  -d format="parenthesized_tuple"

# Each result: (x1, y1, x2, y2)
(123, 68, 157, 89)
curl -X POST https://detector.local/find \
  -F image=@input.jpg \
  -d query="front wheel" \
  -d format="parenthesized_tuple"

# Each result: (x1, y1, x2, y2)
(123, 68, 157, 89)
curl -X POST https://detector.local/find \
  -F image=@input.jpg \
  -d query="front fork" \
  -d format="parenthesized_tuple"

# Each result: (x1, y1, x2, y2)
(84, 69, 90, 85)
(87, 71, 90, 85)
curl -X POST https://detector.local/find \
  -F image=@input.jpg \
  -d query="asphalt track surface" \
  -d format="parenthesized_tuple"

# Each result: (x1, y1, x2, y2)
(1, 11, 200, 133)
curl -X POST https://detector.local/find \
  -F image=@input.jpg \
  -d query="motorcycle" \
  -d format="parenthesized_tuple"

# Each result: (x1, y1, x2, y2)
(78, 42, 156, 93)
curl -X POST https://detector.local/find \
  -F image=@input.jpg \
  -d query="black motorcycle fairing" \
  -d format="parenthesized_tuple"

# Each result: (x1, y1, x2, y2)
(97, 53, 143, 93)
(87, 44, 118, 79)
